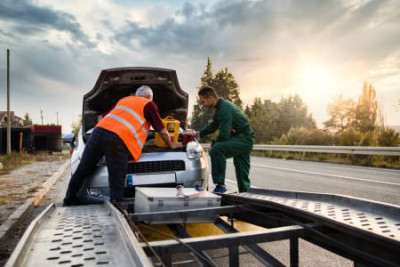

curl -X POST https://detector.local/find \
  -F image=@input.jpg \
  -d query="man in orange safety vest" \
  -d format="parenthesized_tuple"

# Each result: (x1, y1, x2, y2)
(63, 85, 182, 205)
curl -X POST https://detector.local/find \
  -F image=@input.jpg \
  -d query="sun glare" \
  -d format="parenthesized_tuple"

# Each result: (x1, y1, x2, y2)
(299, 65, 335, 97)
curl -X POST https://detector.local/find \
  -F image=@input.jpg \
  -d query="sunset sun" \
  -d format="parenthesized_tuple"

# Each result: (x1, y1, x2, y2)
(299, 65, 335, 97)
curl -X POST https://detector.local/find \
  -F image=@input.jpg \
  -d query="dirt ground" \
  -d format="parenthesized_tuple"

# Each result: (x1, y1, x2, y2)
(0, 154, 68, 225)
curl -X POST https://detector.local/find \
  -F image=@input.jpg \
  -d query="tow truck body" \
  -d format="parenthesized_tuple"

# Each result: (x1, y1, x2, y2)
(6, 188, 400, 266)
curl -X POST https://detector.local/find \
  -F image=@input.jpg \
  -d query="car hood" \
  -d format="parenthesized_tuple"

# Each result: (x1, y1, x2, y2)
(82, 67, 188, 133)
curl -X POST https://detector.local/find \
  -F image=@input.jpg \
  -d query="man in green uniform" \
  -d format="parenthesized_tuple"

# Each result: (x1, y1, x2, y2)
(198, 86, 255, 193)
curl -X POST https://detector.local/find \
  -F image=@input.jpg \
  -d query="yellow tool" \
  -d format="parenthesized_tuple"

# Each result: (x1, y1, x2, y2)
(154, 116, 180, 147)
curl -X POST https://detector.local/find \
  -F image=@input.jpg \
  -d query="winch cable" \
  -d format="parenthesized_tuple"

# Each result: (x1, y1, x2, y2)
(116, 203, 216, 267)
(114, 203, 166, 267)
(222, 198, 394, 266)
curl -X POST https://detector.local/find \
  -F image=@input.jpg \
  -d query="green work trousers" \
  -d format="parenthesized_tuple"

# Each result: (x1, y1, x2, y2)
(209, 133, 254, 192)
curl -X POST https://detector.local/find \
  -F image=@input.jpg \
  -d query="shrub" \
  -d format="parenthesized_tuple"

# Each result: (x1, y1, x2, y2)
(337, 128, 363, 146)
(376, 128, 400, 146)
(275, 127, 333, 145)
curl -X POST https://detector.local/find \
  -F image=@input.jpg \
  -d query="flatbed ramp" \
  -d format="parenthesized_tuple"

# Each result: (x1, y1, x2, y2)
(6, 202, 151, 267)
(7, 189, 400, 266)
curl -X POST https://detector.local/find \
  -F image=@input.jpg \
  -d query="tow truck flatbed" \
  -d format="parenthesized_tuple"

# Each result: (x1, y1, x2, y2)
(6, 202, 151, 267)
(6, 189, 400, 266)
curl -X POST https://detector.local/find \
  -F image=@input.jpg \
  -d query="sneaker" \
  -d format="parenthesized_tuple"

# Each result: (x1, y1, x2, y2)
(213, 185, 227, 194)
(194, 185, 204, 191)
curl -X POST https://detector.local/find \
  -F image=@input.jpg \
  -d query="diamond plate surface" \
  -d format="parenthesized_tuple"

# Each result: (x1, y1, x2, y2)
(239, 192, 400, 242)
(23, 205, 137, 266)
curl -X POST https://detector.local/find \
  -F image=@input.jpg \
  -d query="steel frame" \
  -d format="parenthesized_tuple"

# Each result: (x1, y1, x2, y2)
(130, 188, 400, 267)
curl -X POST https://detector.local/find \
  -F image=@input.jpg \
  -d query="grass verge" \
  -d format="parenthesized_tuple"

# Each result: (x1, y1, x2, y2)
(0, 152, 69, 175)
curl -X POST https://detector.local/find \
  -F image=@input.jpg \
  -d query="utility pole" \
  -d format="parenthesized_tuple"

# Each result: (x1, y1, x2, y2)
(56, 112, 58, 125)
(7, 49, 11, 155)
(41, 110, 43, 125)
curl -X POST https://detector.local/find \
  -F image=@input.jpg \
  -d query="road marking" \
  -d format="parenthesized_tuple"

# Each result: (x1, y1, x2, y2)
(247, 162, 400, 186)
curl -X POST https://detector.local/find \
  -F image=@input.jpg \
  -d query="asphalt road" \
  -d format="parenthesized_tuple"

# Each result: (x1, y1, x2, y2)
(223, 156, 400, 205)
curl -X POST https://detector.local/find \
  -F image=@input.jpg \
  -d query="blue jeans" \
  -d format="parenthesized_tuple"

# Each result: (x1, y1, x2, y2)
(64, 127, 129, 203)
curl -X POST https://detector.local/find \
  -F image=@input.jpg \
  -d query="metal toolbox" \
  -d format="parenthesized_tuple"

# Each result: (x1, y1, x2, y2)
(134, 187, 221, 223)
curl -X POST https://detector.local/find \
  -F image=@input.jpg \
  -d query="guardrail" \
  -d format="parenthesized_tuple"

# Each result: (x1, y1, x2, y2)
(200, 144, 400, 156)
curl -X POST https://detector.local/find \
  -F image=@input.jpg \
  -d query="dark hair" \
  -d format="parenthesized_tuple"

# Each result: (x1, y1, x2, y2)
(198, 85, 218, 98)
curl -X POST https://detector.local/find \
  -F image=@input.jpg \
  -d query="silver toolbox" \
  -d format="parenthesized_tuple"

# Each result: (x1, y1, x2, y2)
(134, 187, 221, 223)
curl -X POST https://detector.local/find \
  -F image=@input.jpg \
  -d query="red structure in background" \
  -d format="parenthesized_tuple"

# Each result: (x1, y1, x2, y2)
(32, 125, 62, 152)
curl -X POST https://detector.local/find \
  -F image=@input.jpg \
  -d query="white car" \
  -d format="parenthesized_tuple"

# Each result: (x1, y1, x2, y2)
(66, 67, 209, 203)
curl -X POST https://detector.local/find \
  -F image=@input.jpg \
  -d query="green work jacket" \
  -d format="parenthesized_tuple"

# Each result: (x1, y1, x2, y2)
(199, 98, 253, 142)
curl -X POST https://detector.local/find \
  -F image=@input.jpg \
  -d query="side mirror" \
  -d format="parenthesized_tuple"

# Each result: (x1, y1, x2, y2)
(62, 133, 76, 150)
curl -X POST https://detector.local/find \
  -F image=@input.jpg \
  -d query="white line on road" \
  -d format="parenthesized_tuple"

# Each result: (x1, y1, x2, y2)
(248, 162, 400, 186)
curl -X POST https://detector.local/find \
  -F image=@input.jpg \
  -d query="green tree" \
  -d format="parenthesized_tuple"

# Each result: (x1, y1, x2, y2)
(354, 81, 379, 132)
(21, 113, 33, 126)
(247, 98, 269, 143)
(274, 95, 316, 138)
(324, 95, 356, 133)
(201, 57, 214, 86)
(191, 57, 215, 131)
(213, 68, 243, 109)
(247, 98, 278, 143)
(71, 115, 82, 137)
(245, 95, 315, 143)
(190, 58, 244, 132)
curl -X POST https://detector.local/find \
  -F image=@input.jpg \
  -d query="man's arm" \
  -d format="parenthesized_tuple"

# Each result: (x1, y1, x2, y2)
(144, 102, 182, 149)
(216, 105, 232, 142)
(157, 128, 182, 149)
(199, 115, 218, 138)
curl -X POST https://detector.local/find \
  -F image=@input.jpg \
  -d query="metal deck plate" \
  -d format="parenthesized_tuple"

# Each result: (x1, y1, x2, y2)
(230, 190, 400, 243)
(22, 204, 142, 266)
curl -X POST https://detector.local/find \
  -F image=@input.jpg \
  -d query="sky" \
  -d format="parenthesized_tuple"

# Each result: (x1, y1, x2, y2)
(0, 0, 399, 133)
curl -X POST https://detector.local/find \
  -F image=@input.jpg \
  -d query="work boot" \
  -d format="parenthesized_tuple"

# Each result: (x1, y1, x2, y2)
(63, 196, 84, 206)
(213, 184, 227, 194)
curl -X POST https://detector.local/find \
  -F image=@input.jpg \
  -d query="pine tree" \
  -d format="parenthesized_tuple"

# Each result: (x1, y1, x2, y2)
(213, 68, 243, 109)
(190, 58, 244, 134)
(191, 57, 215, 131)
(201, 57, 214, 86)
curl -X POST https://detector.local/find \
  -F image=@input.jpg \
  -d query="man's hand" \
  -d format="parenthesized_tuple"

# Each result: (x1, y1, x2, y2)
(169, 142, 183, 149)
(158, 128, 182, 149)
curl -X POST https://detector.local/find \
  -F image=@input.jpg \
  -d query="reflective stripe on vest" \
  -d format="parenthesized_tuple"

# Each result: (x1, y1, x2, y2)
(95, 96, 151, 161)
(114, 105, 148, 136)
(105, 113, 144, 149)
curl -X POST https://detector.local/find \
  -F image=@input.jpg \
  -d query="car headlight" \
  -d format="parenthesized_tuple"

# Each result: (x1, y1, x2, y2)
(186, 141, 203, 159)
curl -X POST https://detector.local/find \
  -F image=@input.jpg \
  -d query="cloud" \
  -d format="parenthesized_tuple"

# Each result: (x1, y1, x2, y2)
(1, 0, 400, 129)
(0, 29, 13, 38)
(111, 0, 350, 60)
(114, 1, 278, 57)
(0, 0, 95, 48)
(114, 15, 220, 55)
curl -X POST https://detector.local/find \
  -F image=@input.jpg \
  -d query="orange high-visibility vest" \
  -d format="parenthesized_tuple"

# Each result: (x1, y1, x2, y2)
(96, 96, 151, 161)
